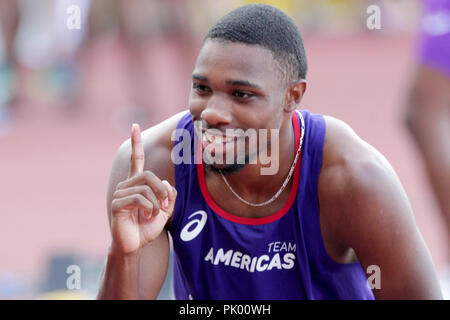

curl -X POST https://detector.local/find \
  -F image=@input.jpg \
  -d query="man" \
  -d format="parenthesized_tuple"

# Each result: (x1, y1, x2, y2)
(97, 4, 442, 299)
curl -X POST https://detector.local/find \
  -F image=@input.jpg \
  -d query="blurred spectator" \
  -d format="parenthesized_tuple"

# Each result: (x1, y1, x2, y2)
(0, 0, 19, 135)
(406, 0, 450, 235)
(404, 0, 450, 298)
(85, 0, 200, 130)
(0, 0, 90, 123)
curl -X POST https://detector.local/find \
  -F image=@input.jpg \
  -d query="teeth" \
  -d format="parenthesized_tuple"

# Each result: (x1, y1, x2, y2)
(204, 132, 234, 144)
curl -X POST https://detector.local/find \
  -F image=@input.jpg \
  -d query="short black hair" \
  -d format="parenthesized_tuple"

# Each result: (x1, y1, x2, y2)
(204, 4, 307, 83)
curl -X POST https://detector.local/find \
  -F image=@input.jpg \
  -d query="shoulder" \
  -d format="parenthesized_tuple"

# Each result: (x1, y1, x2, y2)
(109, 110, 189, 192)
(318, 116, 442, 299)
(318, 115, 410, 247)
(320, 115, 396, 189)
(320, 114, 398, 192)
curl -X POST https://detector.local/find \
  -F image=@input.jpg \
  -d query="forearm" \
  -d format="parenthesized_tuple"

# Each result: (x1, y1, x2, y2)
(97, 246, 141, 300)
(97, 232, 170, 300)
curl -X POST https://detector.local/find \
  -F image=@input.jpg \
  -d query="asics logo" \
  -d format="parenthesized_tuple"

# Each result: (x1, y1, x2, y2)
(180, 210, 208, 242)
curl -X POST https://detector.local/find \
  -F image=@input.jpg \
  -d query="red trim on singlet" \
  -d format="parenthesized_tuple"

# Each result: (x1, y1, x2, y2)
(196, 111, 302, 225)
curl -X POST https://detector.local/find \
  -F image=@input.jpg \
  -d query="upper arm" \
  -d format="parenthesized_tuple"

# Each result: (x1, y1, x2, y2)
(320, 116, 443, 299)
(105, 111, 187, 299)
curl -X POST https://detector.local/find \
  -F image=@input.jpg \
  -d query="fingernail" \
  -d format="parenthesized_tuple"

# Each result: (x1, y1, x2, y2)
(163, 197, 169, 208)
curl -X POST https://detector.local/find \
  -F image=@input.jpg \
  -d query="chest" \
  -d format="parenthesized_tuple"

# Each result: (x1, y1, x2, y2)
(204, 175, 356, 264)
(204, 174, 294, 220)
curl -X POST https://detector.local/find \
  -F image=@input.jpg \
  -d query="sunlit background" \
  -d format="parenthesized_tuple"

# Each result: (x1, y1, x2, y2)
(0, 0, 448, 299)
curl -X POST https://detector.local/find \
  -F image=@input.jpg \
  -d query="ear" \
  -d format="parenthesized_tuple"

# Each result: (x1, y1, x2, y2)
(284, 80, 307, 112)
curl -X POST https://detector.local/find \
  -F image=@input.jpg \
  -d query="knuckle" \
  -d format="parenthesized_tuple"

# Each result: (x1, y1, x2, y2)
(111, 199, 120, 212)
(132, 152, 144, 160)
(142, 171, 166, 199)
(143, 188, 158, 210)
(116, 180, 126, 190)
(142, 185, 153, 197)
(153, 200, 160, 212)
(158, 187, 168, 200)
(152, 189, 166, 201)
(132, 194, 143, 205)
(113, 188, 124, 199)
(143, 170, 155, 181)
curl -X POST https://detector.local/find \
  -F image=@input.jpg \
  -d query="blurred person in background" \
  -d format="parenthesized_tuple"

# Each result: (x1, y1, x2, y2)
(405, 0, 450, 297)
(0, 0, 90, 122)
(0, 0, 19, 135)
(86, 0, 199, 130)
(405, 0, 450, 235)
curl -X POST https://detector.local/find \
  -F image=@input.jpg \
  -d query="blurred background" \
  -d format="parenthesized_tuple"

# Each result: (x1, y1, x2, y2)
(0, 0, 449, 299)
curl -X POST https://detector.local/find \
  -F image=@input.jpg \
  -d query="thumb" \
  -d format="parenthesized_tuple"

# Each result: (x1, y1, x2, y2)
(160, 180, 177, 214)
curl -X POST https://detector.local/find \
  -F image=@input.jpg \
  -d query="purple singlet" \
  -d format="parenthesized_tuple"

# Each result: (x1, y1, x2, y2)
(417, 0, 450, 77)
(168, 110, 374, 300)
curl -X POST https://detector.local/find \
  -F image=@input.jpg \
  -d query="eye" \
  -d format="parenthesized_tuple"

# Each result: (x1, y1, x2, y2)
(233, 90, 254, 100)
(192, 83, 211, 94)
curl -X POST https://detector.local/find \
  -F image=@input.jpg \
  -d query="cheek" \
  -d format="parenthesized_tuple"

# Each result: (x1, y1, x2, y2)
(265, 96, 286, 127)
(252, 103, 284, 130)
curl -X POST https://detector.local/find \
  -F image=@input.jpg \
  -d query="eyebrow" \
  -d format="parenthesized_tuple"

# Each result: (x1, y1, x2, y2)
(226, 79, 261, 89)
(192, 73, 207, 82)
(191, 73, 262, 89)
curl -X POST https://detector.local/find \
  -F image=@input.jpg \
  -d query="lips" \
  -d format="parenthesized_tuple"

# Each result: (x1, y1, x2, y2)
(201, 129, 241, 158)
(203, 131, 237, 144)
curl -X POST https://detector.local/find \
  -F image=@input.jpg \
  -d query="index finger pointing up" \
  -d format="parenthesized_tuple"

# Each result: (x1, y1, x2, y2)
(129, 123, 145, 177)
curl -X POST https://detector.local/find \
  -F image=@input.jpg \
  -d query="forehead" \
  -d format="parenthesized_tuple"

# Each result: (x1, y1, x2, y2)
(194, 40, 281, 84)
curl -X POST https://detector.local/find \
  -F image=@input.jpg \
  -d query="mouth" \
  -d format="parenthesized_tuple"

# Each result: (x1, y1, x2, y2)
(203, 130, 237, 144)
(200, 129, 242, 161)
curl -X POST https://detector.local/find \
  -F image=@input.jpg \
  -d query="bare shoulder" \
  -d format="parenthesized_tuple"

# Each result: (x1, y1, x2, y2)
(318, 115, 411, 248)
(319, 116, 442, 299)
(320, 115, 398, 195)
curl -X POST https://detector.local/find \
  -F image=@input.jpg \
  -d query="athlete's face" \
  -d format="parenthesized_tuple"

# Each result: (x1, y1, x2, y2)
(189, 40, 293, 174)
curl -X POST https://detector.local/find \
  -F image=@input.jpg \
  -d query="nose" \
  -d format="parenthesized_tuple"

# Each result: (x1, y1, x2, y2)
(200, 95, 232, 127)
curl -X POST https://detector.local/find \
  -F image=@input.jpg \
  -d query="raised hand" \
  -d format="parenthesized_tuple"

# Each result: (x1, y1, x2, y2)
(110, 124, 176, 255)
